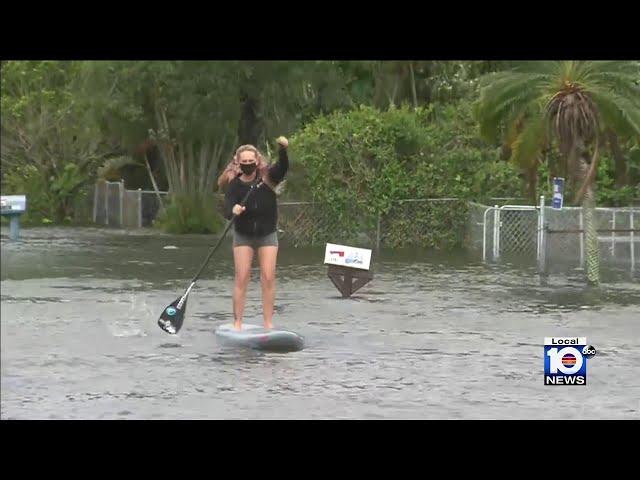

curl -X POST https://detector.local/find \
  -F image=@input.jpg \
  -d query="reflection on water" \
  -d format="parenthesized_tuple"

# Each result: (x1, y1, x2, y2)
(1, 227, 639, 419)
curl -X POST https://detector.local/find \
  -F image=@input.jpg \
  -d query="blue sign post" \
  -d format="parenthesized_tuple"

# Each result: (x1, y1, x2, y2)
(552, 177, 564, 210)
(1, 195, 27, 241)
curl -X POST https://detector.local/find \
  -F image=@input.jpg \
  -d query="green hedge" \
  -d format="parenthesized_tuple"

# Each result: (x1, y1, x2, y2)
(288, 102, 520, 249)
(154, 194, 225, 234)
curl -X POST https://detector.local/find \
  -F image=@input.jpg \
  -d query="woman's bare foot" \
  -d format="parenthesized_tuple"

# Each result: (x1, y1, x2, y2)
(233, 320, 242, 331)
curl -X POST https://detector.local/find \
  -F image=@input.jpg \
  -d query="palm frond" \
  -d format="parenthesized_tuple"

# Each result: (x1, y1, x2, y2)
(475, 74, 547, 141)
(474, 60, 640, 188)
(476, 70, 523, 89)
(510, 114, 547, 171)
(572, 61, 597, 83)
(478, 74, 548, 111)
(510, 61, 559, 75)
(504, 110, 526, 146)
(557, 61, 578, 81)
(587, 74, 640, 107)
(586, 61, 640, 76)
(589, 87, 640, 137)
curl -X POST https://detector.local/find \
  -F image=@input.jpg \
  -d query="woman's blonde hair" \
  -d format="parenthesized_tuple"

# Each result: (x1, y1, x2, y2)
(233, 144, 269, 172)
(226, 144, 285, 194)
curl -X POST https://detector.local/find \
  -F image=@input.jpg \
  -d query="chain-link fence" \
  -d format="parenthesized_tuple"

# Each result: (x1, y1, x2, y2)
(498, 207, 539, 260)
(90, 183, 639, 273)
(466, 202, 492, 257)
(543, 205, 584, 266)
(469, 196, 638, 273)
(106, 181, 122, 226)
(380, 198, 467, 249)
(91, 184, 507, 252)
(276, 198, 468, 249)
(466, 200, 536, 262)
(277, 201, 377, 247)
(123, 190, 141, 229)
(543, 206, 638, 273)
(93, 180, 107, 225)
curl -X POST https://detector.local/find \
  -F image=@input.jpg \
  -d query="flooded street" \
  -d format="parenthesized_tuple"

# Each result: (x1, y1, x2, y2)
(2, 226, 639, 419)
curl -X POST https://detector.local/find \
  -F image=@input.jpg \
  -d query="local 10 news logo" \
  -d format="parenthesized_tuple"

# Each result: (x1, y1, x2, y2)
(544, 337, 596, 385)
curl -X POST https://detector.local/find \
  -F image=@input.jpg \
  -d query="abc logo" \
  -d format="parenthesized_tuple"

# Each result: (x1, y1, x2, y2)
(582, 345, 597, 359)
(547, 347, 584, 375)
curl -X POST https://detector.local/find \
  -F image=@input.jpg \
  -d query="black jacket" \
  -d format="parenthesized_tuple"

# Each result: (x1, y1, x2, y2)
(224, 147, 289, 237)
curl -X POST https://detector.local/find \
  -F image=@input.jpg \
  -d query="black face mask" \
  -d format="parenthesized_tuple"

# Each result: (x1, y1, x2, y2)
(240, 163, 257, 175)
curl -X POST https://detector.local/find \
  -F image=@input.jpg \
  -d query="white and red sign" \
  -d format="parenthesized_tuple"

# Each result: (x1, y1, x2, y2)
(324, 243, 372, 270)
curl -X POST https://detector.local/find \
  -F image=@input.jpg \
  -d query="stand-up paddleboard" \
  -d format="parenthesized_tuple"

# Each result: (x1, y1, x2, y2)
(215, 323, 305, 352)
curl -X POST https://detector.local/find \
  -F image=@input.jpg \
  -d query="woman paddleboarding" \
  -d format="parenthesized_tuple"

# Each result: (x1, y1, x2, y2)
(223, 136, 290, 331)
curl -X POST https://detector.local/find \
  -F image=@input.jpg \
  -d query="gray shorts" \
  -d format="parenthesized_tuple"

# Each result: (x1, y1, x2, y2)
(232, 226, 279, 249)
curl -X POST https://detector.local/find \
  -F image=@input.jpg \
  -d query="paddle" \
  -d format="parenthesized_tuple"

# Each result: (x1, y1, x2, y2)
(157, 176, 263, 334)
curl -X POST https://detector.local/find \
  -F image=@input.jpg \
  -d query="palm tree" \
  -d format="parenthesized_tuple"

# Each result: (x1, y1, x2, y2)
(473, 61, 640, 285)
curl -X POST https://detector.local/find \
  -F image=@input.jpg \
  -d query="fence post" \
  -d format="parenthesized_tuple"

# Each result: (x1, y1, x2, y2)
(138, 188, 142, 228)
(536, 195, 542, 262)
(93, 183, 98, 223)
(119, 180, 125, 228)
(579, 210, 584, 268)
(493, 205, 500, 260)
(105, 182, 109, 226)
(482, 207, 491, 262)
(611, 211, 616, 257)
(537, 195, 545, 273)
(631, 211, 635, 273)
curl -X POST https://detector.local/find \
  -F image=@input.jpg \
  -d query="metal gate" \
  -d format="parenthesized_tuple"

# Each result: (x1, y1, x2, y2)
(483, 201, 542, 267)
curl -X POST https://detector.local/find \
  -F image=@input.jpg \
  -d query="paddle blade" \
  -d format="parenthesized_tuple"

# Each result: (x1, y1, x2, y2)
(157, 295, 188, 334)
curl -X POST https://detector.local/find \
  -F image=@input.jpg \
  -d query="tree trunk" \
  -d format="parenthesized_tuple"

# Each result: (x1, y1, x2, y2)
(574, 143, 600, 286)
(55, 202, 66, 224)
(582, 182, 600, 286)
(144, 152, 166, 214)
(238, 92, 262, 146)
(606, 129, 628, 188)
(409, 62, 418, 110)
(390, 77, 399, 108)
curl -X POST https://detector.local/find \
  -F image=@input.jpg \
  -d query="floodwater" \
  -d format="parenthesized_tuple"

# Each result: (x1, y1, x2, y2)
(1, 226, 639, 420)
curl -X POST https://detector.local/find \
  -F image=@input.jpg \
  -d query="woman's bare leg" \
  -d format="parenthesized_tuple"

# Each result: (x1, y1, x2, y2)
(257, 246, 278, 329)
(233, 246, 254, 330)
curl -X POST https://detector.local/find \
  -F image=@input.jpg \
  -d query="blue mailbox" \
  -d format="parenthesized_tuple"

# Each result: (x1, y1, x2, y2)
(1, 195, 27, 240)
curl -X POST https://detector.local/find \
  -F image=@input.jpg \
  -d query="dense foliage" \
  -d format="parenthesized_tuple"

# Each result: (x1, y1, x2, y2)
(289, 102, 520, 246)
(1, 61, 116, 224)
(2, 61, 637, 247)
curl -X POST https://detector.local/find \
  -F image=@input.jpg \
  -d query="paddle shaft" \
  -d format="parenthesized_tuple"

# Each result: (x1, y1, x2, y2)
(189, 177, 263, 285)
